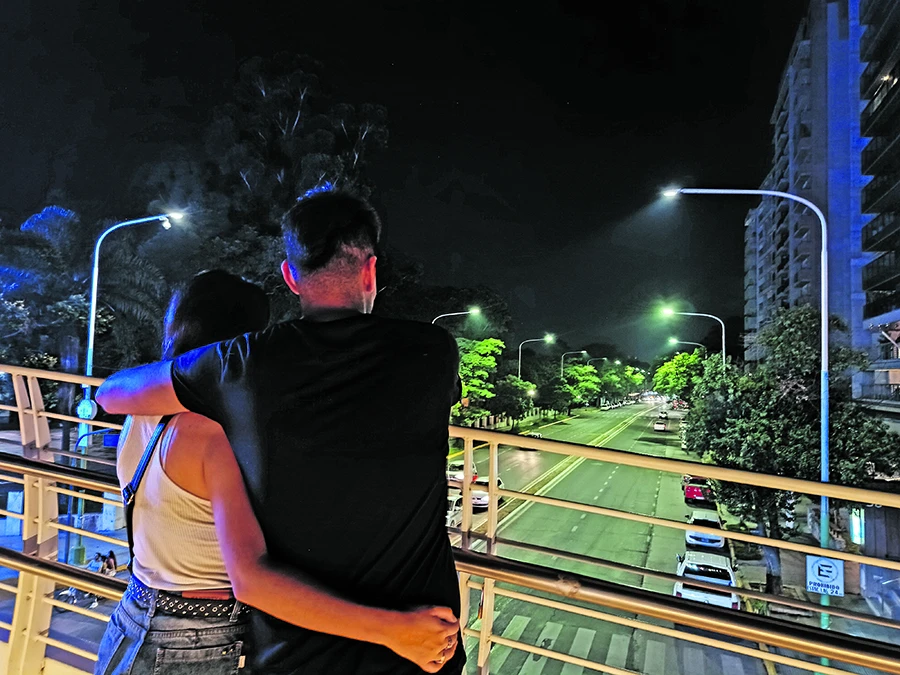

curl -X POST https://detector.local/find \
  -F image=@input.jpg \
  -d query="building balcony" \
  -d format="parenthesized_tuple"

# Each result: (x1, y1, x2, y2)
(862, 132, 900, 176)
(863, 251, 900, 291)
(861, 75, 900, 138)
(3, 364, 900, 673)
(861, 0, 900, 62)
(865, 289, 900, 319)
(862, 173, 900, 213)
(861, 0, 897, 29)
(859, 383, 900, 403)
(862, 211, 900, 252)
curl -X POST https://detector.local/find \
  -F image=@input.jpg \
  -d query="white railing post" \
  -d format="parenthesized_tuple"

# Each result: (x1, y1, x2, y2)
(486, 441, 500, 555)
(6, 467, 57, 672)
(11, 374, 35, 453)
(26, 376, 52, 461)
(461, 436, 474, 548)
(477, 578, 496, 675)
(458, 571, 471, 632)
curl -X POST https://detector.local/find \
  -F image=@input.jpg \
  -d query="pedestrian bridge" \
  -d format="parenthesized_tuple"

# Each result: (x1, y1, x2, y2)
(1, 363, 900, 675)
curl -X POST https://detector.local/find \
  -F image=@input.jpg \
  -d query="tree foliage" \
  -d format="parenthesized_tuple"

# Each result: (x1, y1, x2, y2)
(685, 307, 900, 593)
(652, 350, 704, 400)
(452, 338, 504, 424)
(488, 375, 536, 425)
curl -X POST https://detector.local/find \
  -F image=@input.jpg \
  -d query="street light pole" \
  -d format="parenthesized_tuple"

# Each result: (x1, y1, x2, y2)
(668, 186, 831, 627)
(518, 335, 554, 379)
(72, 213, 180, 565)
(663, 308, 726, 369)
(669, 338, 705, 350)
(432, 307, 480, 324)
(559, 350, 587, 378)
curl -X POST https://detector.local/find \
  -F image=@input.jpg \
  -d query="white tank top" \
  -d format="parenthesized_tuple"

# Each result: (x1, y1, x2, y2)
(116, 415, 231, 591)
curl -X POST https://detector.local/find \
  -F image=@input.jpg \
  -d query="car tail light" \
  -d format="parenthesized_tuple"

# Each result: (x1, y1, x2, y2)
(732, 601, 740, 610)
(472, 474, 478, 482)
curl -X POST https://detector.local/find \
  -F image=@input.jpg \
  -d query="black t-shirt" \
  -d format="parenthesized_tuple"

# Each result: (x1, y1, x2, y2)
(171, 314, 464, 675)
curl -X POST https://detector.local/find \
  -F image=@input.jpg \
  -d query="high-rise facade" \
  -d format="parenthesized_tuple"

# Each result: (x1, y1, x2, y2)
(859, 0, 900, 401)
(744, 0, 868, 363)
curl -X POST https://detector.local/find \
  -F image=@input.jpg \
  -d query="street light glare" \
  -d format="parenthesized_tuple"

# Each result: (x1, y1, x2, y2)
(662, 188, 680, 198)
(161, 218, 172, 230)
(668, 337, 678, 345)
(661, 307, 675, 316)
(469, 306, 481, 316)
(544, 334, 556, 344)
(168, 212, 185, 221)
(526, 389, 536, 397)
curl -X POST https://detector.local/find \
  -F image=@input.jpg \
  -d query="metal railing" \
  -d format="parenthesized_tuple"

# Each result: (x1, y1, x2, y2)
(4, 364, 900, 673)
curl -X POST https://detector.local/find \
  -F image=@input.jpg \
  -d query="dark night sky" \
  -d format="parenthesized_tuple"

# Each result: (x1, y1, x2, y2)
(2, 1, 808, 360)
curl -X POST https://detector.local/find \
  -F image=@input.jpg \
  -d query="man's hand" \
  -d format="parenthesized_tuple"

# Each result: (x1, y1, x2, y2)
(384, 606, 459, 672)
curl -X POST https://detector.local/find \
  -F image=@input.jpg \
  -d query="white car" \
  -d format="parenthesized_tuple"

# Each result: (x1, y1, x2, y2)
(446, 460, 478, 483)
(525, 432, 543, 439)
(685, 509, 725, 549)
(653, 420, 667, 432)
(674, 551, 739, 610)
(471, 476, 505, 509)
(446, 494, 462, 528)
(600, 405, 611, 411)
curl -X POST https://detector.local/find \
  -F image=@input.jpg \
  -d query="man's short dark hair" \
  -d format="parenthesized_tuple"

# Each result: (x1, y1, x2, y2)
(281, 191, 382, 276)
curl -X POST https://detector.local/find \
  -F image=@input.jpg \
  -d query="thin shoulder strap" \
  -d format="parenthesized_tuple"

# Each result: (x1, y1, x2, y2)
(123, 415, 174, 571)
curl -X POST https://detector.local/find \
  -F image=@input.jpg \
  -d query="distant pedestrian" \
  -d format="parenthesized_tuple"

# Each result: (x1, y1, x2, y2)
(103, 551, 117, 576)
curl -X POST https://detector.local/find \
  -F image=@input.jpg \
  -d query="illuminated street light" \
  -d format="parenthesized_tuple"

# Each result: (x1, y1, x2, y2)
(75, 211, 180, 565)
(661, 304, 726, 369)
(432, 307, 481, 324)
(664, 185, 832, 627)
(518, 334, 555, 379)
(668, 337, 704, 349)
(614, 360, 621, 365)
(560, 350, 588, 378)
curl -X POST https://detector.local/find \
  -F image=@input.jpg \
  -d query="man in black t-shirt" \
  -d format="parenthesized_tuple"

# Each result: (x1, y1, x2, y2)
(97, 192, 464, 675)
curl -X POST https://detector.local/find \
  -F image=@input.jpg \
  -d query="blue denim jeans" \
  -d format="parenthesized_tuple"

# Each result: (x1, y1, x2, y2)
(93, 586, 252, 675)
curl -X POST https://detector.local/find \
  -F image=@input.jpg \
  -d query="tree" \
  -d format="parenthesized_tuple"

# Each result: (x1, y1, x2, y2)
(452, 338, 504, 424)
(563, 364, 601, 406)
(652, 350, 705, 401)
(686, 306, 900, 594)
(488, 375, 536, 426)
(541, 377, 575, 415)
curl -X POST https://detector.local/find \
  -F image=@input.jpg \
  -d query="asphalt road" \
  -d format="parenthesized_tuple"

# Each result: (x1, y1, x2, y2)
(460, 403, 773, 675)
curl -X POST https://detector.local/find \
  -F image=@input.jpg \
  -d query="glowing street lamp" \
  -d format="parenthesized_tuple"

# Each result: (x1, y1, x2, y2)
(668, 337, 704, 350)
(661, 305, 726, 368)
(560, 350, 588, 378)
(664, 185, 832, 626)
(518, 334, 555, 379)
(432, 306, 481, 324)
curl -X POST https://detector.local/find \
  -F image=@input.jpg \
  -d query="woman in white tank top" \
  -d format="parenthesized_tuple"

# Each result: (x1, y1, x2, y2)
(94, 270, 458, 675)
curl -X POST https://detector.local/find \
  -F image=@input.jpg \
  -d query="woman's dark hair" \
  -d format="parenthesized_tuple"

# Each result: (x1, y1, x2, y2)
(162, 270, 270, 359)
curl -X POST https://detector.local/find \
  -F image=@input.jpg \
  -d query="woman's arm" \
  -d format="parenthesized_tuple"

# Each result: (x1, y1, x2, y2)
(97, 361, 187, 416)
(189, 416, 458, 671)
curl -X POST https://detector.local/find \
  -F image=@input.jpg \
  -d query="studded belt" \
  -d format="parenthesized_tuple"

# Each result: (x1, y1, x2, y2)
(126, 577, 251, 619)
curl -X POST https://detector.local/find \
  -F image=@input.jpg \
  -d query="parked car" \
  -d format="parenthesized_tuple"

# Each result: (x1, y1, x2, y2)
(653, 420, 667, 432)
(685, 509, 725, 549)
(525, 432, 543, 439)
(446, 493, 463, 528)
(447, 460, 478, 483)
(600, 405, 611, 411)
(674, 551, 740, 610)
(683, 476, 715, 506)
(471, 476, 506, 509)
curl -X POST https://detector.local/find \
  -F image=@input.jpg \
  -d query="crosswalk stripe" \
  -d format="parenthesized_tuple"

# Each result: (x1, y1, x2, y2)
(606, 633, 630, 669)
(682, 645, 706, 675)
(559, 627, 596, 675)
(489, 615, 531, 672)
(643, 639, 667, 675)
(720, 653, 746, 675)
(519, 622, 563, 674)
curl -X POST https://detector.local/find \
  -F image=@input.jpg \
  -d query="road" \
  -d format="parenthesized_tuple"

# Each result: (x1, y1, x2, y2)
(460, 403, 773, 675)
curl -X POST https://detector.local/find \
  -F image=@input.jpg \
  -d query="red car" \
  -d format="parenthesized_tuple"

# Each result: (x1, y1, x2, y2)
(683, 476, 715, 506)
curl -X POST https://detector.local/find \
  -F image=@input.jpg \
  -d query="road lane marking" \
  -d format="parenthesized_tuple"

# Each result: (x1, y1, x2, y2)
(489, 614, 531, 671)
(580, 513, 586, 519)
(592, 496, 598, 500)
(519, 416, 577, 434)
(559, 627, 596, 675)
(570, 526, 578, 532)
(606, 634, 630, 669)
(643, 638, 667, 675)
(682, 645, 706, 675)
(519, 622, 563, 674)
